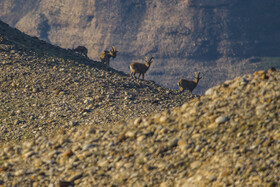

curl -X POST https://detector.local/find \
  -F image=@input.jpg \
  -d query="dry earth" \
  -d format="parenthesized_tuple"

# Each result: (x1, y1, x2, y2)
(0, 67, 279, 186)
(0, 20, 191, 144)
(0, 20, 279, 187)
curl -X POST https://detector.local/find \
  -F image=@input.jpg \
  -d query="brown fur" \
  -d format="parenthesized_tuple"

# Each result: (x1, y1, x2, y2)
(73, 46, 88, 57)
(177, 72, 202, 93)
(130, 57, 154, 80)
(100, 46, 118, 70)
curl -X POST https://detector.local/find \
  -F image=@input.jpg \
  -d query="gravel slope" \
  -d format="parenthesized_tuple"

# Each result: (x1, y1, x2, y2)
(0, 68, 279, 186)
(0, 20, 279, 186)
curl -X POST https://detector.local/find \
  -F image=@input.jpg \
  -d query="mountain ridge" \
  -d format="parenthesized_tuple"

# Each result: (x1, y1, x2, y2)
(0, 19, 192, 143)
(0, 18, 279, 186)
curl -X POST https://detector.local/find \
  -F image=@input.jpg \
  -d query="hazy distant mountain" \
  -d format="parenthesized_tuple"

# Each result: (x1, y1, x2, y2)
(1, 0, 280, 93)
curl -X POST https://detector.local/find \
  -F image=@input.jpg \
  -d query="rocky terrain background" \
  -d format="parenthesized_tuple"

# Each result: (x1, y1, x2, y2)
(0, 18, 280, 186)
(0, 20, 192, 143)
(1, 0, 280, 93)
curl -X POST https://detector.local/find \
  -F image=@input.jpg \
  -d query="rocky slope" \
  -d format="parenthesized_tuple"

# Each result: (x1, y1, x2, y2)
(0, 19, 279, 187)
(0, 64, 279, 186)
(0, 20, 192, 143)
(1, 0, 280, 93)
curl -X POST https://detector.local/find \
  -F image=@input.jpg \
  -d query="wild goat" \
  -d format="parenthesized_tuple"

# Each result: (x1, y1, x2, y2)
(73, 46, 88, 57)
(177, 72, 202, 93)
(130, 56, 154, 80)
(100, 46, 118, 70)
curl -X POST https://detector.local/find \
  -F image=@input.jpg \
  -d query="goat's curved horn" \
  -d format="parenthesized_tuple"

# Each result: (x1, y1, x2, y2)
(111, 46, 115, 52)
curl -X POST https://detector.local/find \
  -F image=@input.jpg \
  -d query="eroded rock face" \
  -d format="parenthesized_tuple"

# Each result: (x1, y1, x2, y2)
(0, 0, 279, 59)
(1, 0, 280, 94)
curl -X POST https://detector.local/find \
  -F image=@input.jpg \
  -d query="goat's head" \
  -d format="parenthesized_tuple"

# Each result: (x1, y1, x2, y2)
(145, 56, 154, 65)
(110, 46, 118, 59)
(195, 72, 202, 82)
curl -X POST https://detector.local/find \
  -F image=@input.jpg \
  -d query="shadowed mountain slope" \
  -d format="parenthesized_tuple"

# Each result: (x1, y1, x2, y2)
(1, 0, 280, 94)
(0, 19, 192, 142)
(1, 0, 280, 59)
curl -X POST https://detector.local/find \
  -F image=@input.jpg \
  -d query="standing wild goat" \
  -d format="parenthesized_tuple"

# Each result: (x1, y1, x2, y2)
(130, 56, 154, 80)
(73, 46, 88, 57)
(100, 46, 118, 70)
(177, 72, 202, 93)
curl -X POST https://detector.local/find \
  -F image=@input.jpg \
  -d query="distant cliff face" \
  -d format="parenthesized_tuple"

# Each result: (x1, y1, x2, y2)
(1, 0, 280, 93)
(1, 0, 279, 59)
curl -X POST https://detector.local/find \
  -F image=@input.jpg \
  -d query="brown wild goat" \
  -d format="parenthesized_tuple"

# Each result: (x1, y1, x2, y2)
(130, 56, 154, 80)
(100, 46, 118, 70)
(177, 72, 202, 93)
(73, 46, 88, 57)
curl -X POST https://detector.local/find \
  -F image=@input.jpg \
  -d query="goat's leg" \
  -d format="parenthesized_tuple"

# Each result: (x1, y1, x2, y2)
(105, 61, 109, 70)
(179, 87, 184, 93)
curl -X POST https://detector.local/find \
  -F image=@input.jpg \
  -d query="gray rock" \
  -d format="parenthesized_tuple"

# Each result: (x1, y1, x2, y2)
(215, 116, 229, 124)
